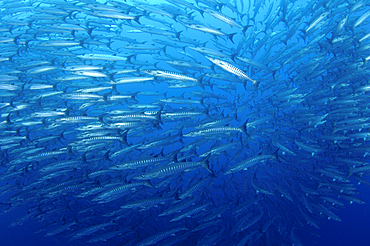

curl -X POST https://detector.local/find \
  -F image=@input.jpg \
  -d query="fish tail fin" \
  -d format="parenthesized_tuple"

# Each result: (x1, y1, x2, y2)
(66, 146, 75, 156)
(80, 151, 89, 164)
(133, 15, 142, 25)
(234, 108, 239, 121)
(126, 54, 135, 64)
(87, 27, 94, 37)
(144, 180, 154, 188)
(131, 92, 139, 102)
(282, 18, 289, 28)
(204, 105, 211, 118)
(253, 79, 261, 90)
(22, 129, 31, 142)
(176, 31, 182, 40)
(200, 97, 205, 107)
(230, 54, 237, 62)
(272, 70, 277, 80)
(79, 38, 87, 48)
(243, 80, 247, 90)
(155, 107, 163, 124)
(153, 121, 162, 130)
(228, 33, 237, 44)
(102, 93, 110, 103)
(354, 39, 361, 48)
(57, 130, 66, 141)
(177, 126, 183, 138)
(350, 26, 355, 34)
(347, 170, 353, 179)
(103, 150, 112, 162)
(330, 120, 338, 134)
(198, 9, 205, 18)
(202, 155, 213, 174)
(299, 29, 307, 42)
(174, 185, 182, 201)
(120, 130, 129, 146)
(242, 25, 252, 36)
(197, 74, 205, 89)
(240, 119, 250, 137)
(162, 45, 167, 55)
(202, 154, 211, 163)
(299, 29, 306, 35)
(5, 113, 13, 125)
(171, 149, 180, 163)
(111, 84, 119, 93)
(24, 39, 32, 50)
(98, 113, 107, 124)
(272, 148, 281, 162)
(327, 37, 333, 46)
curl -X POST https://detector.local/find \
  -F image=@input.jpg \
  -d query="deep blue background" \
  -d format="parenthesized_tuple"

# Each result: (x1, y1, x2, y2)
(1, 0, 370, 245)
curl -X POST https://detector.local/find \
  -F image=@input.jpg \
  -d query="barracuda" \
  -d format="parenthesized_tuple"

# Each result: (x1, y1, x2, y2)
(74, 85, 113, 93)
(72, 70, 108, 77)
(202, 8, 242, 28)
(59, 93, 103, 100)
(90, 11, 142, 24)
(120, 196, 174, 209)
(1, 0, 370, 245)
(354, 9, 370, 29)
(184, 120, 248, 137)
(110, 149, 179, 170)
(206, 56, 260, 90)
(184, 23, 237, 42)
(36, 40, 82, 47)
(108, 109, 162, 124)
(77, 53, 128, 61)
(189, 46, 232, 58)
(73, 134, 128, 146)
(93, 181, 153, 203)
(25, 146, 74, 162)
(137, 227, 188, 246)
(237, 56, 274, 75)
(108, 76, 154, 84)
(199, 140, 239, 157)
(27, 66, 59, 74)
(224, 149, 280, 174)
(134, 155, 212, 179)
(69, 220, 117, 241)
(57, 115, 106, 124)
(170, 203, 211, 222)
(162, 110, 208, 120)
(142, 69, 205, 89)
(302, 11, 330, 34)
(166, 60, 211, 69)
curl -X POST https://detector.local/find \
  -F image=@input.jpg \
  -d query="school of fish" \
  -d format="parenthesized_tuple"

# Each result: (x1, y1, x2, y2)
(0, 0, 370, 245)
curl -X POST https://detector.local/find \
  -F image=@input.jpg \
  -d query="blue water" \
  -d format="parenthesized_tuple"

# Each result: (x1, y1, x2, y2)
(1, 0, 370, 245)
